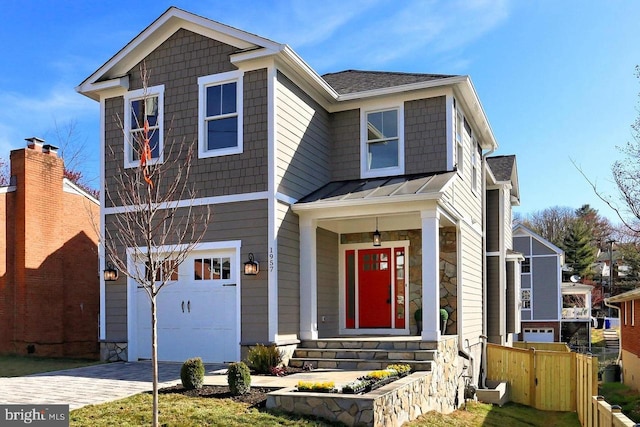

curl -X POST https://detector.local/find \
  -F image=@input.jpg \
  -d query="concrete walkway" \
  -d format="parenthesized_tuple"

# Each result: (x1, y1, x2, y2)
(0, 361, 366, 410)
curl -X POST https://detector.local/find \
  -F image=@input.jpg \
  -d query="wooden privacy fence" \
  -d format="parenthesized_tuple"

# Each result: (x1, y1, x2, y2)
(487, 343, 597, 415)
(586, 396, 638, 427)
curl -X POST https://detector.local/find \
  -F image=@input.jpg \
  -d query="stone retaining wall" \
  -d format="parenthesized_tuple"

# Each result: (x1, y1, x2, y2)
(266, 336, 461, 426)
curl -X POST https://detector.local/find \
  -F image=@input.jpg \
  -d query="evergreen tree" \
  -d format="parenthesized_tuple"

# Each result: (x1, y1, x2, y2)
(562, 219, 597, 278)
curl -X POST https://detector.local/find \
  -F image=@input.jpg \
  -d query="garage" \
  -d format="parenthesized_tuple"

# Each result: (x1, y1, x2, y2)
(135, 247, 240, 363)
(522, 328, 554, 343)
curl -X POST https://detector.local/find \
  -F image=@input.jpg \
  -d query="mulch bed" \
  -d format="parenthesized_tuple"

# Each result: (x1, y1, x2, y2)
(159, 384, 276, 408)
(159, 366, 305, 408)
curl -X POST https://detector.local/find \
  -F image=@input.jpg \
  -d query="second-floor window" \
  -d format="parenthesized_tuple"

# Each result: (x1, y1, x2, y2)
(198, 71, 244, 158)
(361, 106, 404, 178)
(123, 85, 164, 168)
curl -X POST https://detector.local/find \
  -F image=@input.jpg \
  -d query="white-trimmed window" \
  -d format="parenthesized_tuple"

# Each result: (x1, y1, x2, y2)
(522, 257, 531, 273)
(123, 85, 164, 168)
(521, 289, 531, 309)
(361, 106, 404, 178)
(198, 71, 244, 158)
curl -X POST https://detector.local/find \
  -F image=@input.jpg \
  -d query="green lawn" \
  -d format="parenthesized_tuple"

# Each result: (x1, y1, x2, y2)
(599, 382, 640, 423)
(0, 355, 102, 377)
(70, 394, 580, 427)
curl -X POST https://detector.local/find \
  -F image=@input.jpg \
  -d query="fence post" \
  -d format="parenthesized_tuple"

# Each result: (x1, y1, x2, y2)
(529, 347, 536, 408)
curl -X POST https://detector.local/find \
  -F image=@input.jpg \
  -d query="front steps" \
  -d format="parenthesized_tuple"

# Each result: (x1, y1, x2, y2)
(288, 338, 437, 371)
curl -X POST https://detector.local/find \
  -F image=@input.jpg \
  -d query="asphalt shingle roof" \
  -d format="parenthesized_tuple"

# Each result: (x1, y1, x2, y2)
(487, 155, 516, 182)
(321, 70, 458, 95)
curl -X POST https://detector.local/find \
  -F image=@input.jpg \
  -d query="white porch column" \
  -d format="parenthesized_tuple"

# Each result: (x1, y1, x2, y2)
(299, 217, 318, 340)
(421, 209, 441, 341)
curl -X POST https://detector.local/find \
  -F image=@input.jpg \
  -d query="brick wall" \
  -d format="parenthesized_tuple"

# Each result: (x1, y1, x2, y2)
(0, 143, 99, 358)
(621, 300, 640, 356)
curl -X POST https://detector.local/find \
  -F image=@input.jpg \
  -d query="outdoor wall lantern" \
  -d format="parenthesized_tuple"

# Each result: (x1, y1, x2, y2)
(373, 218, 382, 247)
(103, 261, 119, 282)
(244, 253, 259, 275)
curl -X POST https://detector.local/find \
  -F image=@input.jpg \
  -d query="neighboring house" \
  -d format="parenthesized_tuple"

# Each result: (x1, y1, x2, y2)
(486, 155, 522, 345)
(512, 224, 592, 346)
(77, 7, 519, 371)
(606, 288, 640, 391)
(0, 139, 100, 358)
(513, 224, 563, 342)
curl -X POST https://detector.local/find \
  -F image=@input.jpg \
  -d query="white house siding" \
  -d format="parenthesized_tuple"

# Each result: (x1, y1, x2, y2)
(275, 71, 331, 199)
(316, 228, 339, 337)
(503, 190, 513, 250)
(277, 201, 300, 338)
(459, 222, 484, 344)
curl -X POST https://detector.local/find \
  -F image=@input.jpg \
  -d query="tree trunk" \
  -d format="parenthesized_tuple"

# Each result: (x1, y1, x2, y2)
(151, 293, 158, 427)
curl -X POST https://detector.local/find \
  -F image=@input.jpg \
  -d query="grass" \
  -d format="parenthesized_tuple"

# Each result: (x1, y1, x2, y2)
(599, 382, 640, 422)
(70, 394, 581, 427)
(70, 393, 339, 427)
(406, 401, 580, 427)
(0, 355, 102, 377)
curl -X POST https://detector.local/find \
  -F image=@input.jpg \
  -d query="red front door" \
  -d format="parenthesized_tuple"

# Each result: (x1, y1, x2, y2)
(358, 248, 392, 328)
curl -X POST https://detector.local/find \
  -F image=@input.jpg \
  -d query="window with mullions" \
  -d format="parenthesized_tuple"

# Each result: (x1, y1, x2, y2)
(193, 257, 231, 281)
(521, 289, 531, 309)
(361, 106, 404, 178)
(198, 71, 243, 158)
(123, 85, 164, 168)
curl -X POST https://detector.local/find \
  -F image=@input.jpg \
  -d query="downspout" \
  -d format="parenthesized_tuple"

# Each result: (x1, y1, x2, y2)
(480, 148, 494, 389)
(604, 299, 622, 363)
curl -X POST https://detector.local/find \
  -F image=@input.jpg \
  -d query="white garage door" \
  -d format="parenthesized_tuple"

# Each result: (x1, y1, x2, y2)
(137, 249, 239, 363)
(523, 328, 554, 343)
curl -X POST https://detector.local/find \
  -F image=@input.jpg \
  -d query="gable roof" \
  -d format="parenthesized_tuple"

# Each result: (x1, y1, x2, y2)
(322, 70, 457, 95)
(513, 223, 564, 256)
(487, 155, 520, 205)
(76, 6, 284, 100)
(77, 7, 499, 150)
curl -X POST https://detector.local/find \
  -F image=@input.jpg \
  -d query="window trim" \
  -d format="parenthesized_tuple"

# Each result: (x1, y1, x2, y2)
(123, 85, 165, 169)
(198, 70, 244, 159)
(360, 104, 405, 178)
(521, 288, 531, 310)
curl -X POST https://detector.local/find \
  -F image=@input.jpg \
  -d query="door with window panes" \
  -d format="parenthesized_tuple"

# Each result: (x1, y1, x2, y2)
(344, 246, 407, 331)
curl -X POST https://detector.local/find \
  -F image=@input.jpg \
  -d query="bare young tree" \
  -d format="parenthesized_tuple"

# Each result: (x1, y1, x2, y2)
(578, 65, 640, 233)
(104, 63, 209, 427)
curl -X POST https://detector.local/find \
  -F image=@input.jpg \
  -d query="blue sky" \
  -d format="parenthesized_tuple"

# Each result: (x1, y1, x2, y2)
(1, 1, 639, 223)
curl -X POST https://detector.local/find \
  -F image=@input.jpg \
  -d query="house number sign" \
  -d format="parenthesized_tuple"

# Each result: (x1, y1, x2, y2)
(269, 247, 275, 272)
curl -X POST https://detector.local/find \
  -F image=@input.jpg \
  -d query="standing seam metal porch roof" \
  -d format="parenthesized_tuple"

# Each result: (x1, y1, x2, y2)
(295, 171, 457, 206)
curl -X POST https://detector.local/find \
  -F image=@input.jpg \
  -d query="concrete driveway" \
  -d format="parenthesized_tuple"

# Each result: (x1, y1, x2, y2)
(0, 361, 225, 410)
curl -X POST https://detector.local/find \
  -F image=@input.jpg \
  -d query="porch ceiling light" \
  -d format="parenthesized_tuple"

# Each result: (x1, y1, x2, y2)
(244, 253, 259, 275)
(373, 218, 381, 247)
(103, 261, 119, 282)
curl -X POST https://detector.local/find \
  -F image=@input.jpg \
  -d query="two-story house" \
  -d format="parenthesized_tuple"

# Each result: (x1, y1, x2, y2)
(77, 7, 519, 373)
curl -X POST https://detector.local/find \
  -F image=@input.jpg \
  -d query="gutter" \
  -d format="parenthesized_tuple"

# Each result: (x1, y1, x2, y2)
(480, 147, 495, 387)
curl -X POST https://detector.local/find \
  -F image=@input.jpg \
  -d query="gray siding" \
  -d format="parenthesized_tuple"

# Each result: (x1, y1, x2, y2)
(532, 256, 559, 320)
(532, 239, 557, 256)
(486, 256, 503, 342)
(513, 236, 531, 256)
(104, 29, 269, 207)
(103, 199, 270, 343)
(404, 96, 447, 174)
(277, 202, 300, 336)
(330, 109, 360, 181)
(317, 228, 339, 337)
(276, 72, 331, 199)
(486, 190, 500, 252)
(506, 261, 517, 334)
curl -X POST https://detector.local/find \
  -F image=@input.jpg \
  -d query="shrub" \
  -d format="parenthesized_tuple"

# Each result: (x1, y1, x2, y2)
(227, 361, 251, 395)
(246, 344, 283, 374)
(180, 357, 205, 390)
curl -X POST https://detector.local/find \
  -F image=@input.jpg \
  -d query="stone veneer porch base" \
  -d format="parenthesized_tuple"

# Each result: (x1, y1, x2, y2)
(266, 336, 460, 427)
